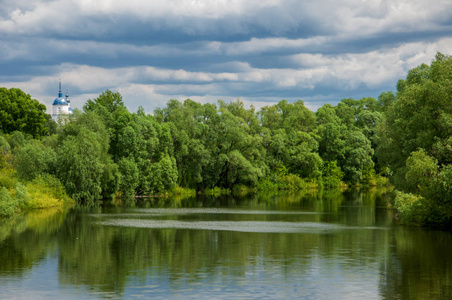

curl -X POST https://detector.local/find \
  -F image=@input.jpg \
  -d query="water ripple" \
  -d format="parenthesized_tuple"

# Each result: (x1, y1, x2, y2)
(97, 219, 351, 234)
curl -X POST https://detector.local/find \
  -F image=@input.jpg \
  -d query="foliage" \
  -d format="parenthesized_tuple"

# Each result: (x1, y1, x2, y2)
(57, 132, 104, 204)
(404, 149, 438, 193)
(376, 53, 452, 226)
(257, 177, 279, 191)
(8, 131, 27, 152)
(377, 53, 452, 181)
(393, 191, 427, 224)
(0, 166, 17, 190)
(117, 157, 139, 199)
(148, 155, 178, 193)
(322, 161, 343, 188)
(0, 136, 10, 154)
(83, 90, 125, 114)
(13, 182, 31, 209)
(14, 140, 56, 181)
(0, 187, 16, 217)
(26, 174, 72, 209)
(0, 88, 49, 138)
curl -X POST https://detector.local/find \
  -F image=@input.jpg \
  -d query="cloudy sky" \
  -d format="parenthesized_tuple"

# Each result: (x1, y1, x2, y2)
(1, 0, 452, 113)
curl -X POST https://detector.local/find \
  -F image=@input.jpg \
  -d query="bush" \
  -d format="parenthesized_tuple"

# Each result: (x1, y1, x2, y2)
(279, 173, 304, 190)
(376, 175, 390, 187)
(13, 182, 31, 209)
(361, 165, 377, 186)
(393, 191, 426, 224)
(257, 177, 278, 191)
(0, 167, 17, 189)
(393, 191, 450, 226)
(0, 187, 16, 217)
(26, 174, 72, 209)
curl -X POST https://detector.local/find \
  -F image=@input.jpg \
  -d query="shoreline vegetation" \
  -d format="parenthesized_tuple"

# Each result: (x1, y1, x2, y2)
(1, 53, 451, 228)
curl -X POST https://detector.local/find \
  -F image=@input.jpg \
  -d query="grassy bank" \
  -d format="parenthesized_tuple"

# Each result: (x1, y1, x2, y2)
(0, 174, 74, 218)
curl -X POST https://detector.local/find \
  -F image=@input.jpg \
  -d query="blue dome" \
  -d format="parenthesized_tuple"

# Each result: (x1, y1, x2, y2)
(68, 107, 74, 113)
(53, 97, 68, 105)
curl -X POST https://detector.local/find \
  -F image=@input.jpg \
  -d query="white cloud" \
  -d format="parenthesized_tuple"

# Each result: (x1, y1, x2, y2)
(222, 37, 329, 56)
(334, 0, 452, 36)
(290, 38, 452, 88)
(2, 0, 450, 37)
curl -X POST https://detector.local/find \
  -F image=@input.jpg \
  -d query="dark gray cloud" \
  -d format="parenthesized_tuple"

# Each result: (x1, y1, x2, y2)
(0, 0, 451, 113)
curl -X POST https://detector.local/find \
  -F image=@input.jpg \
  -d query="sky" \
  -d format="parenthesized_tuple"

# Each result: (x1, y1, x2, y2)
(1, 0, 452, 114)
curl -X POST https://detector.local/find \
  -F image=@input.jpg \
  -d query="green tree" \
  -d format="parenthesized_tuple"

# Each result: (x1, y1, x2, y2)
(342, 130, 374, 183)
(315, 104, 346, 163)
(57, 131, 104, 204)
(56, 112, 118, 204)
(322, 161, 343, 188)
(260, 100, 320, 182)
(379, 53, 452, 226)
(148, 155, 178, 193)
(83, 90, 125, 114)
(117, 157, 139, 199)
(14, 140, 56, 182)
(377, 53, 452, 186)
(404, 149, 438, 194)
(0, 88, 49, 138)
(376, 91, 395, 112)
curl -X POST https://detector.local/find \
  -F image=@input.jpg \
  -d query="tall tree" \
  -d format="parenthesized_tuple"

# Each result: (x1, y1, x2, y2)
(377, 53, 452, 186)
(0, 88, 49, 138)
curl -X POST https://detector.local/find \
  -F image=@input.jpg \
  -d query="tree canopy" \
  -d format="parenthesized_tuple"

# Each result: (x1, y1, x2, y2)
(0, 88, 49, 138)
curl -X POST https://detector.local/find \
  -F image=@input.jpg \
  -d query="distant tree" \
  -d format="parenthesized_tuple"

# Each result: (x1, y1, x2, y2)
(83, 90, 125, 114)
(117, 157, 139, 199)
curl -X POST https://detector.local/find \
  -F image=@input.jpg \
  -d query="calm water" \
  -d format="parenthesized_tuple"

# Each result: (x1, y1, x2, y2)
(1, 189, 452, 299)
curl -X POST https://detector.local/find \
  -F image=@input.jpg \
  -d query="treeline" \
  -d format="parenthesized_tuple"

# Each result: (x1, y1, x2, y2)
(1, 53, 451, 227)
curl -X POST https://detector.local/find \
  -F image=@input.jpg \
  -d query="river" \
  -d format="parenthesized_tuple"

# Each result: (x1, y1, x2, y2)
(1, 188, 451, 299)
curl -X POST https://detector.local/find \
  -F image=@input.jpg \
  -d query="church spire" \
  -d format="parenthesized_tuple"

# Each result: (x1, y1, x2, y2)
(58, 79, 63, 97)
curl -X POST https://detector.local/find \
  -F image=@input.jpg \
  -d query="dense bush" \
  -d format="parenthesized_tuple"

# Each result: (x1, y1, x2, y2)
(0, 187, 16, 217)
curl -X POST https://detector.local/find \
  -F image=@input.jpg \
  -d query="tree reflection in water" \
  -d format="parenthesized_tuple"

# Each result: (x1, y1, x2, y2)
(1, 189, 451, 299)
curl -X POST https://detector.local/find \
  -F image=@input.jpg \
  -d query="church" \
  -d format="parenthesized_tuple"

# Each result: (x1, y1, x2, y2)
(51, 81, 73, 122)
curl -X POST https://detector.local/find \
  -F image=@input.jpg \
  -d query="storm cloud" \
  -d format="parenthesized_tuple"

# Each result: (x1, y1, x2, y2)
(1, 0, 451, 113)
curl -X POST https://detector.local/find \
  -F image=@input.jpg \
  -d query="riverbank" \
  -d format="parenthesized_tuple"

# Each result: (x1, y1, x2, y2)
(0, 174, 74, 218)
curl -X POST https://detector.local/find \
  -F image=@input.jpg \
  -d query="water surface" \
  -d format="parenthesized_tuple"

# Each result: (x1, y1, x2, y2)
(1, 189, 451, 299)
